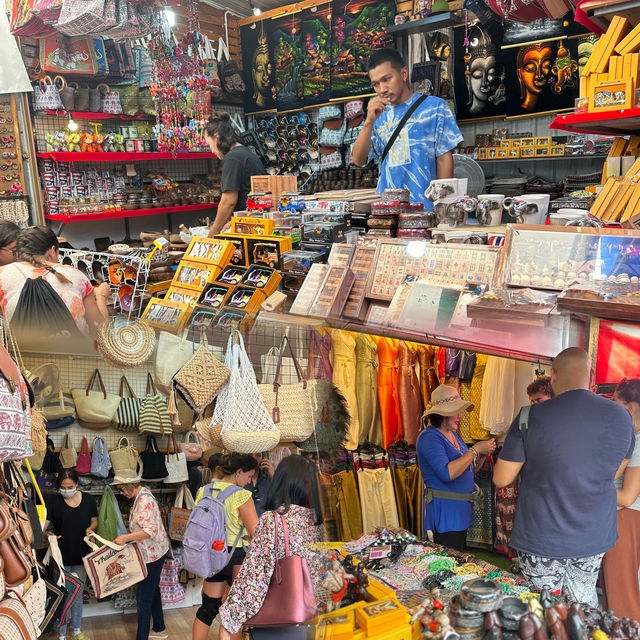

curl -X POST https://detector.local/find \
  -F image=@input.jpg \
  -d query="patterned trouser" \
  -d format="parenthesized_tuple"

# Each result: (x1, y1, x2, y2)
(518, 552, 605, 608)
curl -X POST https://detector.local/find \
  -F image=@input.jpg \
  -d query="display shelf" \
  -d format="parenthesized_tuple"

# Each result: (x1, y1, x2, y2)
(36, 151, 216, 161)
(575, 0, 640, 33)
(387, 11, 462, 36)
(550, 108, 640, 136)
(477, 154, 608, 163)
(45, 203, 217, 223)
(40, 110, 154, 121)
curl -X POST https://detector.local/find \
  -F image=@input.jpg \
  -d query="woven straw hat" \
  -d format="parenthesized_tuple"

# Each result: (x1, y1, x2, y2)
(111, 469, 142, 485)
(424, 384, 474, 417)
(97, 318, 156, 368)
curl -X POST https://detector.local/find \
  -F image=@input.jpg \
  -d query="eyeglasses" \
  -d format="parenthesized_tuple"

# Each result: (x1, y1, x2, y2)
(0, 247, 16, 256)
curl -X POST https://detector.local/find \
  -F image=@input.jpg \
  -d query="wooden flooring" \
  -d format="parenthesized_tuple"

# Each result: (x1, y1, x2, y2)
(78, 606, 221, 640)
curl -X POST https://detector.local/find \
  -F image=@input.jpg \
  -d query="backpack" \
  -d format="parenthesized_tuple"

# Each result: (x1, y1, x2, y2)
(182, 483, 244, 578)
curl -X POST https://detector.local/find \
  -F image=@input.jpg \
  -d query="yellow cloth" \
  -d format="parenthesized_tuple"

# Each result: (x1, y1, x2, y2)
(332, 470, 363, 541)
(330, 330, 359, 450)
(468, 354, 489, 440)
(195, 481, 252, 548)
(458, 381, 473, 443)
(357, 467, 399, 532)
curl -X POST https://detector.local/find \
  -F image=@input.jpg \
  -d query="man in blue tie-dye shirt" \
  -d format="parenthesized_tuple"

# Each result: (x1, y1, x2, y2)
(352, 49, 463, 209)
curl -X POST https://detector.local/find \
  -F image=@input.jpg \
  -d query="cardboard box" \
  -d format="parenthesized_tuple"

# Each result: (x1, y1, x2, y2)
(197, 282, 233, 310)
(508, 148, 520, 158)
(510, 139, 522, 147)
(241, 264, 282, 297)
(315, 610, 355, 640)
(250, 175, 297, 204)
(187, 305, 218, 335)
(589, 78, 633, 112)
(478, 148, 489, 159)
(224, 285, 266, 317)
(497, 148, 509, 158)
(520, 137, 535, 147)
(166, 285, 201, 307)
(141, 298, 191, 333)
(216, 265, 248, 286)
(534, 136, 551, 146)
(183, 237, 235, 267)
(172, 260, 221, 291)
(355, 600, 409, 637)
(214, 233, 249, 266)
(230, 216, 276, 235)
(521, 147, 535, 157)
(246, 236, 293, 269)
(500, 139, 511, 147)
(550, 144, 565, 156)
(215, 308, 253, 332)
(534, 145, 551, 156)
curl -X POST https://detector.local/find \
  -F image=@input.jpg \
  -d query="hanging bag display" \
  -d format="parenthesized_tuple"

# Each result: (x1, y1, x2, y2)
(154, 330, 198, 394)
(319, 118, 346, 146)
(219, 331, 281, 454)
(95, 486, 126, 543)
(59, 434, 76, 469)
(168, 485, 195, 542)
(98, 83, 123, 115)
(109, 436, 139, 474)
(74, 437, 91, 475)
(30, 409, 46, 455)
(90, 436, 110, 478)
(74, 85, 89, 112)
(245, 513, 317, 627)
(42, 390, 75, 422)
(258, 335, 320, 442)
(32, 76, 64, 112)
(88, 86, 102, 112)
(179, 430, 202, 462)
(83, 532, 147, 599)
(140, 435, 168, 481)
(164, 435, 188, 484)
(0, 595, 38, 640)
(112, 376, 140, 433)
(173, 333, 230, 414)
(55, 76, 76, 111)
(72, 369, 120, 430)
(55, 0, 116, 37)
(139, 374, 171, 436)
(260, 326, 308, 384)
(40, 437, 62, 476)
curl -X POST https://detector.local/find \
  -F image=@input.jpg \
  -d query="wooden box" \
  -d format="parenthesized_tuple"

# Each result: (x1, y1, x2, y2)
(250, 175, 298, 204)
(309, 266, 355, 318)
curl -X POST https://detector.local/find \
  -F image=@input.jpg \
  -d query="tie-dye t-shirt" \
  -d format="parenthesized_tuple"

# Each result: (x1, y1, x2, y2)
(369, 94, 463, 208)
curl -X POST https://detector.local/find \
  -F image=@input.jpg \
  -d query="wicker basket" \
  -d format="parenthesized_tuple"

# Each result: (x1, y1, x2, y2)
(97, 318, 156, 368)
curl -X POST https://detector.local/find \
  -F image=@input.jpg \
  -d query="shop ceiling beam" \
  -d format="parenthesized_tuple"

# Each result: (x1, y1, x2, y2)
(238, 0, 330, 25)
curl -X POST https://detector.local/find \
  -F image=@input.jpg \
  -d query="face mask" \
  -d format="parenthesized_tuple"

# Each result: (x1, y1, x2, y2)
(59, 488, 77, 499)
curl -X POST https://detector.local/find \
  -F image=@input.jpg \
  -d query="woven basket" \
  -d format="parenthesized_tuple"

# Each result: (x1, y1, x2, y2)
(173, 344, 230, 413)
(30, 408, 47, 452)
(97, 318, 156, 368)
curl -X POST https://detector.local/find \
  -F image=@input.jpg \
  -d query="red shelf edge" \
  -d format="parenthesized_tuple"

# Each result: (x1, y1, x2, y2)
(42, 110, 153, 121)
(549, 107, 640, 135)
(37, 151, 216, 161)
(45, 203, 218, 223)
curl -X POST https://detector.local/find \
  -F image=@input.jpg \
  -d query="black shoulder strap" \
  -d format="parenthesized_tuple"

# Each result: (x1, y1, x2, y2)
(380, 94, 428, 166)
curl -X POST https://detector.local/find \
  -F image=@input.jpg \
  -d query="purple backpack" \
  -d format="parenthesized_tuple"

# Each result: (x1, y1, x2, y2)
(182, 483, 244, 578)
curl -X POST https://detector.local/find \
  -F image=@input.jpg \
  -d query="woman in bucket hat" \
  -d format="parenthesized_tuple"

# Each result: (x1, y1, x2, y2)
(417, 384, 496, 550)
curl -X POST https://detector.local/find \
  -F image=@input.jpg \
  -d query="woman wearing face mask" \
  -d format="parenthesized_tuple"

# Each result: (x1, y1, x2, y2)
(44, 469, 98, 640)
(112, 470, 170, 640)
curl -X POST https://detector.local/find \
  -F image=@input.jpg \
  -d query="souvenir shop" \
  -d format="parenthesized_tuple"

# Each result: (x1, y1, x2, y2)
(0, 0, 639, 637)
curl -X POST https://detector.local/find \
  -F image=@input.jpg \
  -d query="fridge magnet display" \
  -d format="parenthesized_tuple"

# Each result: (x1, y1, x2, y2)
(272, 13, 305, 110)
(454, 20, 506, 120)
(590, 79, 633, 111)
(504, 39, 579, 116)
(241, 22, 276, 113)
(329, 0, 395, 100)
(301, 5, 332, 105)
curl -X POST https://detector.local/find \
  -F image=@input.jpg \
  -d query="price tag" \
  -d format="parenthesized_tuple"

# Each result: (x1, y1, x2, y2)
(368, 545, 392, 560)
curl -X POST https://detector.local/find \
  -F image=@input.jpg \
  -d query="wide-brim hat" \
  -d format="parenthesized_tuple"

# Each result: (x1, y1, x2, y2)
(424, 384, 474, 417)
(111, 469, 142, 485)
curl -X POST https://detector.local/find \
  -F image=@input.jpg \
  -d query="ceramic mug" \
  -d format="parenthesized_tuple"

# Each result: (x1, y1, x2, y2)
(425, 178, 466, 202)
(503, 194, 549, 224)
(434, 196, 476, 228)
(476, 194, 505, 226)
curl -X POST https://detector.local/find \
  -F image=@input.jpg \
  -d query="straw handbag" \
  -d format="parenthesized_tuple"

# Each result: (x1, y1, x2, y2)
(97, 318, 156, 368)
(109, 437, 139, 474)
(72, 369, 120, 430)
(258, 336, 321, 442)
(219, 331, 280, 454)
(173, 334, 230, 414)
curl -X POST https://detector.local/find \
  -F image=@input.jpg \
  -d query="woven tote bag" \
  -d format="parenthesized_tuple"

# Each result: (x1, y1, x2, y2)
(173, 334, 230, 414)
(164, 435, 188, 484)
(112, 376, 141, 433)
(140, 374, 172, 436)
(258, 336, 318, 441)
(220, 331, 280, 453)
(42, 390, 74, 421)
(55, 0, 116, 37)
(30, 410, 46, 454)
(109, 437, 139, 474)
(90, 437, 110, 478)
(59, 434, 76, 469)
(97, 318, 156, 368)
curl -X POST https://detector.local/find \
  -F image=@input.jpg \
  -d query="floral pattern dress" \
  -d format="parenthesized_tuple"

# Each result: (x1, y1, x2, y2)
(0, 263, 94, 335)
(130, 488, 170, 563)
(219, 504, 322, 634)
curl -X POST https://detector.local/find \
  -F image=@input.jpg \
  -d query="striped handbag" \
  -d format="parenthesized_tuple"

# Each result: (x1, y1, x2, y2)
(112, 377, 140, 433)
(139, 374, 172, 436)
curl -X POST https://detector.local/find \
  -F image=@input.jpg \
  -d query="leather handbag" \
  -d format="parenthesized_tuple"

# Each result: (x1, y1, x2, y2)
(245, 513, 317, 627)
(59, 433, 76, 469)
(112, 376, 141, 433)
(168, 485, 195, 542)
(179, 431, 202, 462)
(109, 436, 139, 474)
(0, 522, 32, 587)
(74, 437, 91, 474)
(72, 369, 120, 430)
(258, 336, 320, 442)
(140, 436, 168, 481)
(164, 435, 188, 484)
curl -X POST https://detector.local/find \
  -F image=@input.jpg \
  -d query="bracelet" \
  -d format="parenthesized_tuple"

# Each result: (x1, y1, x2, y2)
(470, 448, 478, 464)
